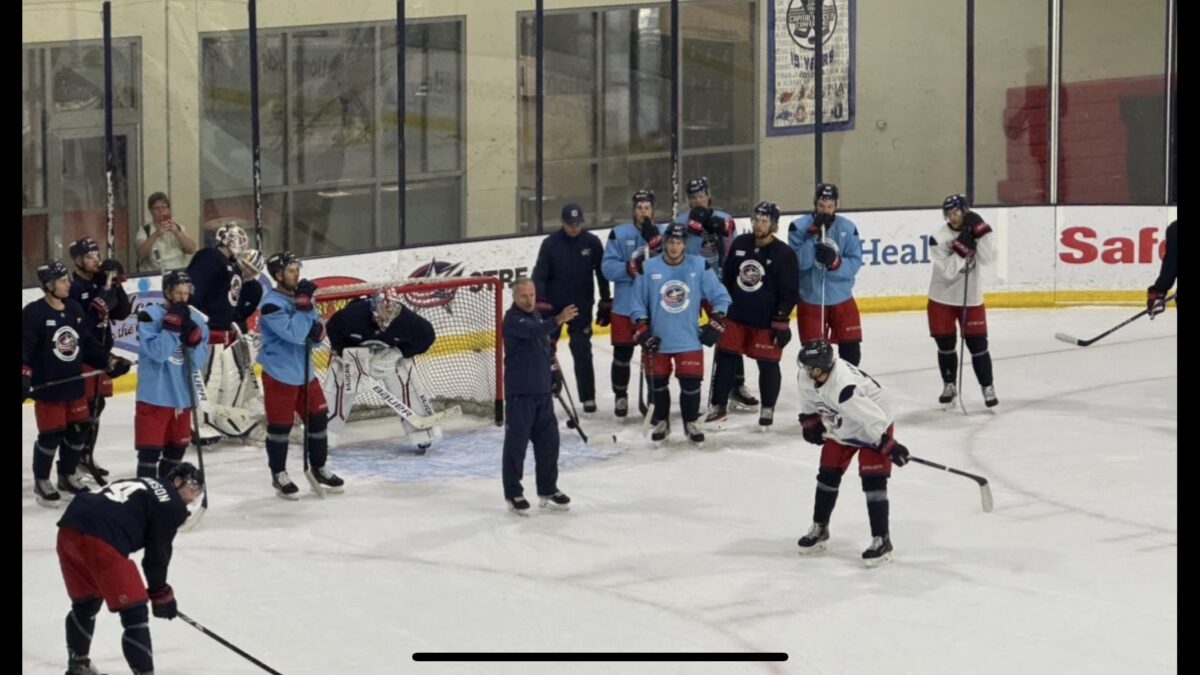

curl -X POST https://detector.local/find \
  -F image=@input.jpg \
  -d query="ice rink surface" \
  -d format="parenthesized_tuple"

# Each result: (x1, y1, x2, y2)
(23, 306, 1176, 674)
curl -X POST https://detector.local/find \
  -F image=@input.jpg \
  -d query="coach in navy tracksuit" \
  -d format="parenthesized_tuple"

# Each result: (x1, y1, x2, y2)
(532, 203, 611, 412)
(501, 278, 576, 515)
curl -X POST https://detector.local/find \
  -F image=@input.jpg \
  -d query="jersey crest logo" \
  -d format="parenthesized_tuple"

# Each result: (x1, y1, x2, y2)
(737, 260, 766, 292)
(52, 325, 81, 362)
(658, 279, 691, 314)
(228, 275, 243, 306)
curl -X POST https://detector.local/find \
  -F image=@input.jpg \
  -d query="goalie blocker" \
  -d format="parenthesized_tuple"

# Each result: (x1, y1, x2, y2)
(323, 290, 447, 449)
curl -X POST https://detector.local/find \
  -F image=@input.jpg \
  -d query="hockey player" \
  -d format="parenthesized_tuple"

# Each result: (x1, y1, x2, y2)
(708, 202, 798, 431)
(502, 277, 574, 515)
(324, 287, 442, 450)
(134, 270, 210, 479)
(1147, 219, 1178, 317)
(787, 183, 865, 366)
(67, 237, 133, 484)
(186, 222, 264, 439)
(928, 194, 999, 407)
(795, 339, 910, 567)
(630, 222, 732, 446)
(600, 189, 666, 418)
(673, 177, 759, 411)
(532, 203, 611, 413)
(55, 462, 204, 675)
(23, 261, 132, 507)
(257, 251, 344, 499)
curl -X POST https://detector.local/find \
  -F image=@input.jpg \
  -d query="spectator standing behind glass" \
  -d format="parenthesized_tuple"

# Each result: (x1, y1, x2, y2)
(136, 192, 198, 273)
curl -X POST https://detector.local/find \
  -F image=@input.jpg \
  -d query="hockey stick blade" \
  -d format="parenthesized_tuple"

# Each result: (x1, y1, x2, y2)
(910, 455, 993, 513)
(1054, 293, 1175, 347)
(369, 384, 461, 429)
(179, 504, 207, 532)
(304, 469, 327, 500)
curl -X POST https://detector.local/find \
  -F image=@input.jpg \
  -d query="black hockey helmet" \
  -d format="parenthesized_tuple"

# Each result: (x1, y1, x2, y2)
(753, 201, 781, 223)
(266, 251, 302, 280)
(814, 182, 839, 203)
(797, 339, 835, 373)
(664, 221, 688, 241)
(68, 237, 100, 260)
(686, 177, 710, 196)
(166, 461, 205, 489)
(942, 193, 969, 214)
(162, 269, 193, 296)
(36, 261, 70, 289)
(631, 189, 655, 206)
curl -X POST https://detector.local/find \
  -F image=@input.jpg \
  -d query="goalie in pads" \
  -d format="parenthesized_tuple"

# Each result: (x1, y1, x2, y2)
(324, 287, 443, 449)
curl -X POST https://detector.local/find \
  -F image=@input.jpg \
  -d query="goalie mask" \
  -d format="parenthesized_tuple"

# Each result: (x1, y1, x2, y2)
(215, 222, 249, 257)
(239, 248, 265, 276)
(370, 287, 405, 330)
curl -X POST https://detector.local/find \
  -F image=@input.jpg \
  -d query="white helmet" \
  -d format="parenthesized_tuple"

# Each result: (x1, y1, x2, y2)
(370, 287, 405, 329)
(216, 222, 249, 256)
(239, 248, 265, 275)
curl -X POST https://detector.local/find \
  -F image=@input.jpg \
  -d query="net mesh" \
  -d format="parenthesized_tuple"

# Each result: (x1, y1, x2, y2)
(313, 276, 503, 424)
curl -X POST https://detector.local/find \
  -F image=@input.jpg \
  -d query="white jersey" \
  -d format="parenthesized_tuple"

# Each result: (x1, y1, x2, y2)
(798, 359, 893, 448)
(928, 222, 997, 307)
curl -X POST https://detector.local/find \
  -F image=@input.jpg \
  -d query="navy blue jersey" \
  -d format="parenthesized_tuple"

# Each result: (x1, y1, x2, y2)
(236, 278, 264, 327)
(326, 298, 436, 358)
(532, 228, 610, 312)
(57, 477, 189, 590)
(722, 234, 800, 327)
(502, 305, 558, 396)
(69, 271, 132, 352)
(22, 298, 110, 402)
(1151, 220, 1178, 296)
(186, 246, 243, 331)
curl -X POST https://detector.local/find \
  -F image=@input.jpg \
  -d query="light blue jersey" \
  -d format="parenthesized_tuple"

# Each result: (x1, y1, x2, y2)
(601, 220, 668, 318)
(671, 208, 734, 268)
(787, 213, 863, 306)
(630, 254, 731, 354)
(136, 304, 210, 409)
(257, 287, 320, 386)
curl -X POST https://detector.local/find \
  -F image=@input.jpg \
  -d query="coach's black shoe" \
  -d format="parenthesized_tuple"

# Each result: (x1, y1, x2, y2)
(539, 491, 571, 511)
(508, 496, 531, 516)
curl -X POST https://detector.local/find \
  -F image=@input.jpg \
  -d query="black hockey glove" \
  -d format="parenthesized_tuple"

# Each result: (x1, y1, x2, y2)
(550, 357, 565, 395)
(800, 413, 825, 445)
(22, 366, 32, 403)
(149, 585, 177, 620)
(163, 302, 190, 333)
(107, 356, 133, 378)
(771, 314, 792, 348)
(633, 320, 660, 353)
(962, 211, 992, 238)
(814, 242, 841, 270)
(596, 299, 613, 327)
(100, 258, 127, 284)
(704, 213, 727, 236)
(1147, 287, 1167, 317)
(878, 432, 910, 466)
(951, 230, 976, 259)
(687, 207, 713, 235)
(307, 320, 326, 344)
(639, 217, 662, 251)
(294, 279, 318, 312)
(699, 313, 727, 347)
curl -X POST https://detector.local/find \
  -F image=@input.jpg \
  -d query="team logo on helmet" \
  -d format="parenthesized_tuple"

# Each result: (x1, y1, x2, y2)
(658, 279, 691, 314)
(52, 326, 81, 363)
(787, 0, 838, 51)
(737, 260, 766, 293)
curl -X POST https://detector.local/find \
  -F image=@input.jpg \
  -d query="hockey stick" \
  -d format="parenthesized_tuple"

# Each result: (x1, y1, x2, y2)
(909, 455, 993, 513)
(637, 345, 648, 417)
(178, 611, 283, 675)
(28, 368, 110, 393)
(368, 383, 462, 429)
(554, 388, 617, 446)
(302, 337, 324, 499)
(1054, 293, 1176, 347)
(956, 259, 974, 415)
(180, 346, 208, 530)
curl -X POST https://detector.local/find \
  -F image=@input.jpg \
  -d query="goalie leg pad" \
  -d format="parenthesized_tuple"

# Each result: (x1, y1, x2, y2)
(376, 352, 443, 446)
